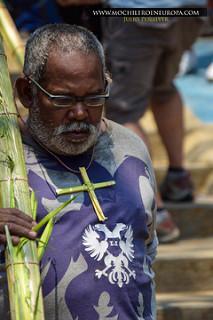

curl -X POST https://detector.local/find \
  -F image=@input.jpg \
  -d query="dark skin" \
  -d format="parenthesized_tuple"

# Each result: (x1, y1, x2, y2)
(0, 50, 106, 245)
(0, 209, 37, 245)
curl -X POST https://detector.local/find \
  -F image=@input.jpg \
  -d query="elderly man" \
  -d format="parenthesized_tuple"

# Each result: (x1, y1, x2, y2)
(0, 24, 157, 320)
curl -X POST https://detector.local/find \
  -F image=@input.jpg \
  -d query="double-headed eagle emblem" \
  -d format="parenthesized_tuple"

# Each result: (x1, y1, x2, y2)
(82, 223, 136, 288)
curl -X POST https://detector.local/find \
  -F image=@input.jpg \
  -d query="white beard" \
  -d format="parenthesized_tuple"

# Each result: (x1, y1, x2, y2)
(28, 106, 101, 156)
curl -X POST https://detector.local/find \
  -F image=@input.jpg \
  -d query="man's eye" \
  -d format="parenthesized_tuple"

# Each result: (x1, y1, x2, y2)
(53, 97, 75, 106)
(86, 97, 105, 106)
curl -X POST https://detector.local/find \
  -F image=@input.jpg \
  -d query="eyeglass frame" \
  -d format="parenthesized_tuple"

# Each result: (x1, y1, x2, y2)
(26, 75, 110, 108)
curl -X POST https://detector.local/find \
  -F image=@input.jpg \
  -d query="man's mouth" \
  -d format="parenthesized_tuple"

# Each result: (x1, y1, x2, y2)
(53, 122, 92, 142)
(61, 129, 90, 142)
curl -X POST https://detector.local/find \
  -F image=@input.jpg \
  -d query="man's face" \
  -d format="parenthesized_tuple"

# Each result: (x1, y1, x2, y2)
(28, 50, 105, 156)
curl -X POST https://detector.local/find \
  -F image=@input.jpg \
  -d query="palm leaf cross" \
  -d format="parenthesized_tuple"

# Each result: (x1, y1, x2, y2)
(56, 167, 115, 222)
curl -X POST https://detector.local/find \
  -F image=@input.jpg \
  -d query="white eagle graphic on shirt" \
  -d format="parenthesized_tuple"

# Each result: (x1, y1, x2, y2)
(82, 223, 136, 288)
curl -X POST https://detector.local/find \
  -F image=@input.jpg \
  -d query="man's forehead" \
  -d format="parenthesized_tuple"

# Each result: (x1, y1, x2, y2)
(47, 48, 100, 66)
(43, 49, 104, 84)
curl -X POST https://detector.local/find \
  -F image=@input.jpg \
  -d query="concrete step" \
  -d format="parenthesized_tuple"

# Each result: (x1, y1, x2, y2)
(154, 237, 213, 293)
(157, 291, 213, 320)
(164, 196, 213, 239)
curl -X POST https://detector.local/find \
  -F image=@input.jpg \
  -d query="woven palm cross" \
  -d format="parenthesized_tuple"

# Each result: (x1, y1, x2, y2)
(56, 167, 115, 221)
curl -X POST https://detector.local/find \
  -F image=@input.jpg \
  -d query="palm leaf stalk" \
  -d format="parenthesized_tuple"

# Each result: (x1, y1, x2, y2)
(17, 196, 76, 261)
(0, 35, 45, 320)
(0, 0, 24, 69)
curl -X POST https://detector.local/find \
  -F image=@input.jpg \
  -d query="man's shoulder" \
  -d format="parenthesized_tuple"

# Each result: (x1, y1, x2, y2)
(21, 134, 45, 169)
(106, 119, 148, 151)
(104, 119, 152, 168)
(22, 133, 43, 156)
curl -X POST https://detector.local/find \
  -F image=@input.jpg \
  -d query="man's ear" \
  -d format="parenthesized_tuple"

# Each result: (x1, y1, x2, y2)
(15, 77, 34, 109)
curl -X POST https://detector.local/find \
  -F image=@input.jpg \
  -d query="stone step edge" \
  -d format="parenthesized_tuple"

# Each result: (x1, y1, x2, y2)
(154, 164, 213, 171)
(164, 196, 213, 209)
(156, 237, 213, 260)
(157, 290, 213, 308)
(156, 252, 213, 260)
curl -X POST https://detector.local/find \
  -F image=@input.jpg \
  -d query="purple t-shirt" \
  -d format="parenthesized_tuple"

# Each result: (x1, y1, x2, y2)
(22, 120, 157, 320)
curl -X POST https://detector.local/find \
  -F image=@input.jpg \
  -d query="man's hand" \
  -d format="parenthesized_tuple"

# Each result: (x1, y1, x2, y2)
(56, 0, 101, 6)
(0, 209, 37, 245)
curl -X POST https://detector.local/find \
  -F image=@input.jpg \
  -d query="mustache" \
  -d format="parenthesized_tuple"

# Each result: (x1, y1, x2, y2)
(53, 122, 93, 136)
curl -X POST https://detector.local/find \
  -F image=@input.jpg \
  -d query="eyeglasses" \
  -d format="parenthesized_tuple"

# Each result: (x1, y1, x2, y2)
(27, 76, 109, 108)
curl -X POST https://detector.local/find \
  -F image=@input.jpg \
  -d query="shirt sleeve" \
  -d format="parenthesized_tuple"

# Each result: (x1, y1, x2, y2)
(146, 230, 158, 263)
(138, 145, 158, 264)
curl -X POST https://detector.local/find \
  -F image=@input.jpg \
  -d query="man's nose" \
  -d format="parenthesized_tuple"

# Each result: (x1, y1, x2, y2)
(66, 102, 88, 121)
